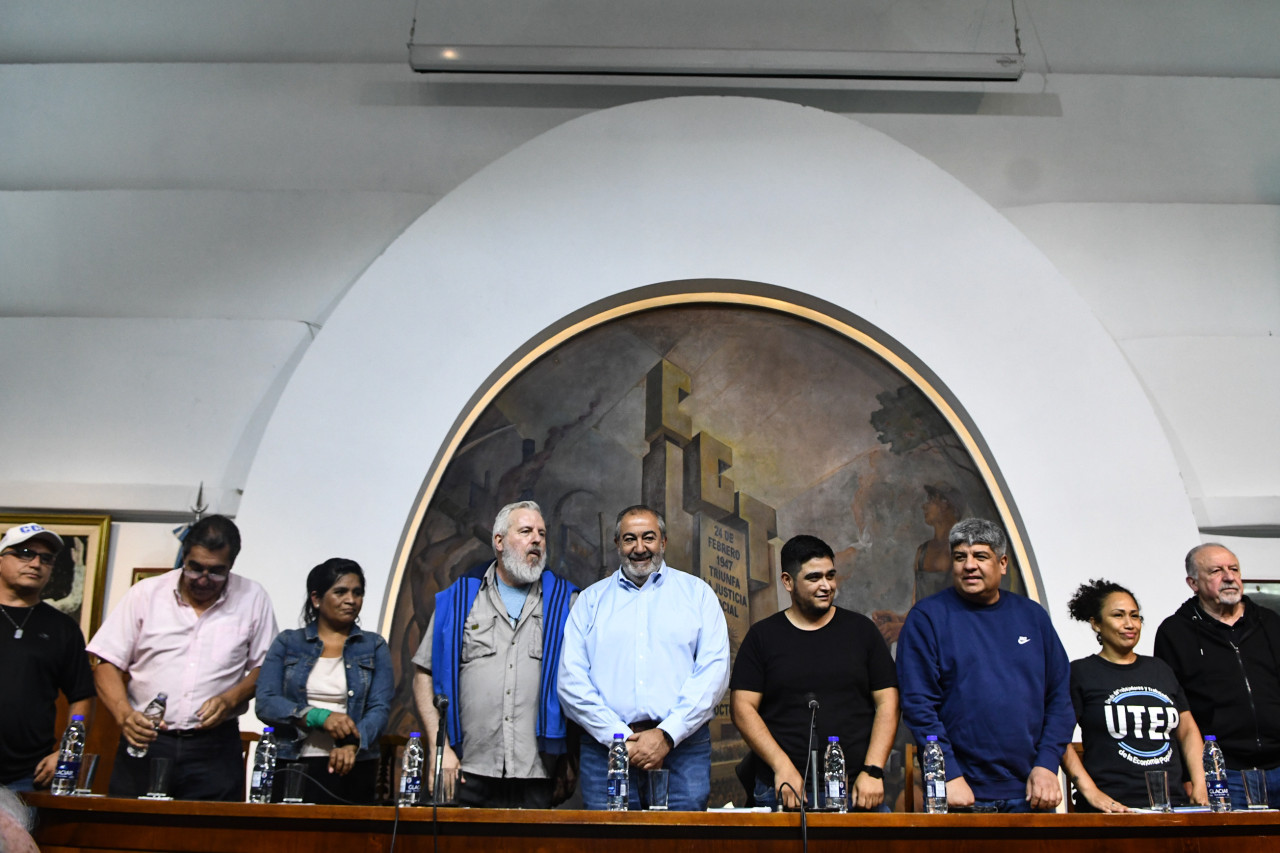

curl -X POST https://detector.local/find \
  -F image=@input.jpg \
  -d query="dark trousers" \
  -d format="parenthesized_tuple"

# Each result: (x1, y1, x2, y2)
(271, 756, 378, 805)
(109, 721, 243, 801)
(456, 773, 555, 809)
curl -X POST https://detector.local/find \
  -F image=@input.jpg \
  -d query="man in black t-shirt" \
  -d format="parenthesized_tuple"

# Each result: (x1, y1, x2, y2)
(0, 523, 96, 792)
(730, 534, 899, 810)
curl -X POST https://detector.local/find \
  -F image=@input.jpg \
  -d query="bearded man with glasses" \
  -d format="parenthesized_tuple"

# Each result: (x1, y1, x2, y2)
(88, 515, 278, 800)
(0, 523, 95, 793)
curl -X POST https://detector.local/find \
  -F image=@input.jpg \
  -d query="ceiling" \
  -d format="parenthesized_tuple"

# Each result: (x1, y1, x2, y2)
(1, 0, 1277, 525)
(4, 0, 1279, 74)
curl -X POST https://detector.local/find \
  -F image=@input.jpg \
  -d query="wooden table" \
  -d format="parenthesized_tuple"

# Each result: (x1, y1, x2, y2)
(29, 793, 1280, 853)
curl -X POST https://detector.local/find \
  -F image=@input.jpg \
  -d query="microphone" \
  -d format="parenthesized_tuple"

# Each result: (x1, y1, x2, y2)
(800, 693, 820, 810)
(433, 693, 449, 712)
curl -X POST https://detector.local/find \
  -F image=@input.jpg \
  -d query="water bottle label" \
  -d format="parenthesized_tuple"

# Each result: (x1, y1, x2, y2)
(251, 770, 262, 787)
(54, 762, 79, 782)
(929, 780, 946, 799)
(1208, 779, 1229, 799)
(826, 779, 846, 800)
(607, 778, 628, 798)
(402, 775, 421, 795)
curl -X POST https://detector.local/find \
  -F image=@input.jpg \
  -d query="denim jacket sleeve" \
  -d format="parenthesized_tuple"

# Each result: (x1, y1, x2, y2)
(354, 633, 395, 754)
(255, 631, 309, 741)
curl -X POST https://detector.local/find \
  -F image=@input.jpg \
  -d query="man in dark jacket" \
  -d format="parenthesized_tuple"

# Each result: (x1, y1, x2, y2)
(1154, 542, 1280, 809)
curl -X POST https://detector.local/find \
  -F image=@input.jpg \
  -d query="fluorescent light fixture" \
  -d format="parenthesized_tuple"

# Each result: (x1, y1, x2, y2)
(409, 45, 1024, 81)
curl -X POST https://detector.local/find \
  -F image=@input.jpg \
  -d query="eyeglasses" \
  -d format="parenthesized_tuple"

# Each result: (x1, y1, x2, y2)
(182, 560, 231, 579)
(2, 547, 56, 567)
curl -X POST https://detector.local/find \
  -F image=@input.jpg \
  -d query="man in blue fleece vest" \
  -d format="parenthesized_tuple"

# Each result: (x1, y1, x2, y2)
(411, 501, 577, 808)
(897, 518, 1073, 812)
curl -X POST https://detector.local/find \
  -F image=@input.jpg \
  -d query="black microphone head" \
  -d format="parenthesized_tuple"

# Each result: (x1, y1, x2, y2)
(804, 692, 819, 711)
(433, 693, 449, 712)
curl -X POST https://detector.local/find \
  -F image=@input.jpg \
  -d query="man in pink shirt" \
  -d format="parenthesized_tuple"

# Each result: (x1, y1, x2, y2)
(88, 515, 277, 800)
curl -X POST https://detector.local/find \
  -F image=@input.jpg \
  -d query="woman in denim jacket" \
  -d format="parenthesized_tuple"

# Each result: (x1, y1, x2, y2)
(256, 558, 393, 804)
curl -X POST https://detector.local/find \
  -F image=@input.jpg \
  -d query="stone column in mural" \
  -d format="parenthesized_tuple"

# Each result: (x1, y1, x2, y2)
(642, 360, 694, 571)
(641, 358, 781, 796)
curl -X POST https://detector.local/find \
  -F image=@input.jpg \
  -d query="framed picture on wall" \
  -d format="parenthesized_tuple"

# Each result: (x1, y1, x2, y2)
(0, 512, 111, 639)
(131, 567, 171, 586)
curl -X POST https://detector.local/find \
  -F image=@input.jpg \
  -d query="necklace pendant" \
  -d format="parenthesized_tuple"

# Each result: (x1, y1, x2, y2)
(13, 628, 22, 639)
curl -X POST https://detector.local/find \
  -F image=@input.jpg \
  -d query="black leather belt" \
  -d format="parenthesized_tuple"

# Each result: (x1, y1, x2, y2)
(629, 720, 660, 732)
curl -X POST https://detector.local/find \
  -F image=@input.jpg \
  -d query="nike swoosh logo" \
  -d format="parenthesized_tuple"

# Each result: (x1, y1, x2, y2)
(1018, 636, 1031, 645)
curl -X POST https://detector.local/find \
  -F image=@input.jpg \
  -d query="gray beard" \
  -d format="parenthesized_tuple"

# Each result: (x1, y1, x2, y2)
(621, 549, 664, 584)
(500, 548, 545, 586)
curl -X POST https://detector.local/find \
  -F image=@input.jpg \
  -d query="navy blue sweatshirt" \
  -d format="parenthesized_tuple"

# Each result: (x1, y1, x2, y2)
(897, 586, 1074, 801)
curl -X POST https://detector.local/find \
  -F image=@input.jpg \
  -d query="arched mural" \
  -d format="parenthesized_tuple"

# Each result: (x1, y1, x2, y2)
(383, 283, 1033, 808)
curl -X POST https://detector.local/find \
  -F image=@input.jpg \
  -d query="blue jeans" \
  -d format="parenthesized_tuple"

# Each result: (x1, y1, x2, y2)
(580, 724, 711, 811)
(752, 777, 891, 812)
(3, 775, 36, 793)
(1227, 766, 1280, 810)
(965, 797, 1034, 813)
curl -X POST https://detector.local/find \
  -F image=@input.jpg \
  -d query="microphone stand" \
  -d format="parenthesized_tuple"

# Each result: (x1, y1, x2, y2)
(432, 694, 449, 807)
(800, 694, 819, 808)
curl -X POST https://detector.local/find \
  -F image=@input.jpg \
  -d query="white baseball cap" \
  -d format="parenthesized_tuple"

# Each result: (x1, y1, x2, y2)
(0, 522, 65, 553)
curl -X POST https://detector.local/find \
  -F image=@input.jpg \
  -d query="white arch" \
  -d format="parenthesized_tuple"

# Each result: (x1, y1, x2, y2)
(236, 96, 1195, 663)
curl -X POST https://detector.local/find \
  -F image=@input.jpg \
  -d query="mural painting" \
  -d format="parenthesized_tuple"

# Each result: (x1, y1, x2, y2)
(384, 294, 1026, 809)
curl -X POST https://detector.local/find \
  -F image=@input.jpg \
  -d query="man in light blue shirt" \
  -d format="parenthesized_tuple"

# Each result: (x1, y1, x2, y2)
(558, 505, 730, 810)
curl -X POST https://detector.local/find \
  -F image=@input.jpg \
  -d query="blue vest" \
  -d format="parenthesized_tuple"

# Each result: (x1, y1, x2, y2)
(431, 569, 576, 756)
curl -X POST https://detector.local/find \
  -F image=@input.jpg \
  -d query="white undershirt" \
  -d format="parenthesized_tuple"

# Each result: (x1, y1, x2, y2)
(299, 656, 349, 758)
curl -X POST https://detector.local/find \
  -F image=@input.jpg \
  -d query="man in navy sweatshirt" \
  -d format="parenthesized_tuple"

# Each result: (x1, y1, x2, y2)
(897, 518, 1073, 812)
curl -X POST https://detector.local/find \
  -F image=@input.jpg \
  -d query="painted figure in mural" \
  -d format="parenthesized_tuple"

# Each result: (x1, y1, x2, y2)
(0, 523, 95, 793)
(558, 505, 730, 810)
(1155, 543, 1280, 810)
(896, 518, 1073, 812)
(872, 482, 965, 650)
(730, 534, 899, 810)
(255, 558, 394, 804)
(89, 515, 278, 800)
(913, 483, 963, 603)
(1062, 578, 1207, 812)
(411, 501, 579, 808)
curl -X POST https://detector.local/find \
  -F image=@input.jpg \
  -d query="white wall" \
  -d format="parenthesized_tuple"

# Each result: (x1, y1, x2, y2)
(231, 96, 1199, 666)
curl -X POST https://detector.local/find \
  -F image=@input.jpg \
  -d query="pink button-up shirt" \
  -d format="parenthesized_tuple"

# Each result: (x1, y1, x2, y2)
(87, 569, 277, 729)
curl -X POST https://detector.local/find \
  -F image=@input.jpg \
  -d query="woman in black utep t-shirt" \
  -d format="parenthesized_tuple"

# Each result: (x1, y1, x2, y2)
(1063, 579, 1208, 811)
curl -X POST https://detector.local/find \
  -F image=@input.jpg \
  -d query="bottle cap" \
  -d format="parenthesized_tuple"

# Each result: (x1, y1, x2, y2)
(263, 727, 274, 733)
(410, 732, 422, 737)
(72, 714, 85, 721)
(614, 733, 625, 739)
(1205, 735, 1216, 741)
(926, 735, 938, 741)
(828, 736, 839, 742)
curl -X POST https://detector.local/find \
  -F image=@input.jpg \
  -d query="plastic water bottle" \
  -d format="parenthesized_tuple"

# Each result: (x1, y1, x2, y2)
(607, 733, 630, 810)
(399, 732, 424, 806)
(823, 736, 848, 812)
(249, 727, 277, 803)
(1203, 735, 1230, 812)
(126, 693, 168, 758)
(923, 735, 948, 814)
(51, 714, 87, 796)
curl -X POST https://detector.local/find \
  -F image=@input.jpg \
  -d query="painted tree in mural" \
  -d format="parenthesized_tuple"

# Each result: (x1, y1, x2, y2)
(870, 385, 979, 480)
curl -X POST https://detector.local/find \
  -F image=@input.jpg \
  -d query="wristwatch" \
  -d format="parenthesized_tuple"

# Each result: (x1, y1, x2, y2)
(860, 764, 884, 780)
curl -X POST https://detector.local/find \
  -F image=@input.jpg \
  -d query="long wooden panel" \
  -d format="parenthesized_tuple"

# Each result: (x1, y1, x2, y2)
(29, 794, 1280, 853)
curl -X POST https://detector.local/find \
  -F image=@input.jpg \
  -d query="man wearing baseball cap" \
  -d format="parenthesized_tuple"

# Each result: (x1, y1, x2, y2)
(0, 523, 96, 792)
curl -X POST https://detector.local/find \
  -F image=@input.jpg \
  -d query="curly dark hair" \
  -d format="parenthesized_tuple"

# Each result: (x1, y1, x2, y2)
(1067, 578, 1139, 623)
